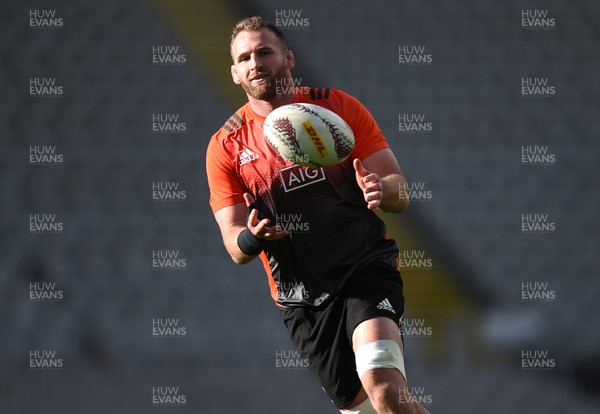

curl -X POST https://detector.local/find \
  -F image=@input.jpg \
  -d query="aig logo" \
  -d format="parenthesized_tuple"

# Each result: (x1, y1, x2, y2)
(278, 164, 325, 192)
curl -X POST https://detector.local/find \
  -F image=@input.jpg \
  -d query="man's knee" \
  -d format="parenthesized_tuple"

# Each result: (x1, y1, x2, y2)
(367, 379, 399, 411)
(354, 339, 408, 413)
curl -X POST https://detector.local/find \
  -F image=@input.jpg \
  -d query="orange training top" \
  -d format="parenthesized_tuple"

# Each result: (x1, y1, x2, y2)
(206, 87, 398, 308)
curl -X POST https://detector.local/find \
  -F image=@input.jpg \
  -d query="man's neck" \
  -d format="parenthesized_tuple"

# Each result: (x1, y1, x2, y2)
(247, 93, 295, 117)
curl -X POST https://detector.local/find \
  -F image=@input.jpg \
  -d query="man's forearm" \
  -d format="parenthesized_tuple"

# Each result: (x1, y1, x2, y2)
(222, 226, 260, 265)
(380, 173, 409, 213)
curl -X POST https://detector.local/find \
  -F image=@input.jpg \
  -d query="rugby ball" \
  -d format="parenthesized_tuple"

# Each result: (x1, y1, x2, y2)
(263, 103, 355, 167)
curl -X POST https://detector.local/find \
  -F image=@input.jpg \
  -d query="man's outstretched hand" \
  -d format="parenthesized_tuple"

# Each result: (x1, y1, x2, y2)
(243, 193, 289, 240)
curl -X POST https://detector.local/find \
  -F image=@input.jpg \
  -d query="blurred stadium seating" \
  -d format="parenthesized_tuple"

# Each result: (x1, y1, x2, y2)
(0, 0, 598, 412)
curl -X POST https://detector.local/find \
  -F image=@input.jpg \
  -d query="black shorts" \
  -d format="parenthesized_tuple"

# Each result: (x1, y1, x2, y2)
(280, 256, 405, 409)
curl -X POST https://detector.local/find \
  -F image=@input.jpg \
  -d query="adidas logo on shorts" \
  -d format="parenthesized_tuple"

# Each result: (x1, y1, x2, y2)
(377, 298, 396, 314)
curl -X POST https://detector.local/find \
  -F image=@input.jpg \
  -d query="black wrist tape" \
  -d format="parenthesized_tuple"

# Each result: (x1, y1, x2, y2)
(237, 228, 265, 256)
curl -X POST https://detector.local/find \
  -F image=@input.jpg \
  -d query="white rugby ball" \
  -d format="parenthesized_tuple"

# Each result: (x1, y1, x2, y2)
(263, 103, 355, 167)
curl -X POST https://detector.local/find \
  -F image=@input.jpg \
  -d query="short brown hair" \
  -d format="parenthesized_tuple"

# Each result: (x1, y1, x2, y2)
(230, 16, 287, 57)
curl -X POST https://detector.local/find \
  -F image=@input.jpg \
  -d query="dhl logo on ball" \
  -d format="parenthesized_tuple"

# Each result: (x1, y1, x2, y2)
(302, 120, 328, 158)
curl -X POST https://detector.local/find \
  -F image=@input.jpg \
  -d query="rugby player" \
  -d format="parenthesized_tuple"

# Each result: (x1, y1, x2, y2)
(206, 16, 429, 414)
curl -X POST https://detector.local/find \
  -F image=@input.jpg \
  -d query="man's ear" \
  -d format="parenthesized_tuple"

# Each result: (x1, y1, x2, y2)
(286, 50, 295, 70)
(231, 65, 241, 85)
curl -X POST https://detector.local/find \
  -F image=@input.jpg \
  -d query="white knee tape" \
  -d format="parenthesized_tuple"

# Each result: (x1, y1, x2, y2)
(355, 339, 406, 380)
(340, 398, 377, 414)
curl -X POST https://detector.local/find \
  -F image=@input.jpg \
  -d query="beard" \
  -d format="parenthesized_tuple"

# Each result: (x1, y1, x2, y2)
(240, 60, 289, 101)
